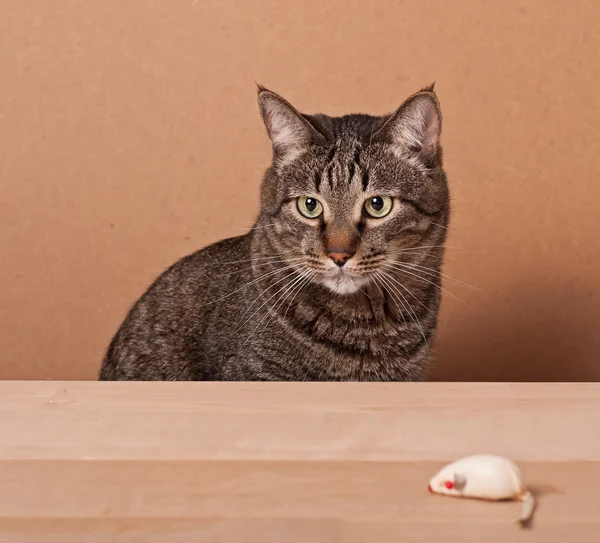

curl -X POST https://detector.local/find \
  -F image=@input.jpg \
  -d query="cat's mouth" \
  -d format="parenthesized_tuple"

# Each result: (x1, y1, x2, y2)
(320, 267, 369, 295)
(300, 255, 373, 295)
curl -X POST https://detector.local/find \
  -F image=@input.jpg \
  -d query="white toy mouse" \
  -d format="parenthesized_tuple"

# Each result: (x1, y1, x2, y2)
(428, 454, 536, 526)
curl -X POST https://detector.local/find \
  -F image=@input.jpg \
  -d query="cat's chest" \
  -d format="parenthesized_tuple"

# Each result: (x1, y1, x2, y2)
(221, 316, 419, 381)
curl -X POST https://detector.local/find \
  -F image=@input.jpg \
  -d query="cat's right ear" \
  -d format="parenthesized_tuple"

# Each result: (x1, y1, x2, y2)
(373, 86, 442, 169)
(257, 86, 326, 162)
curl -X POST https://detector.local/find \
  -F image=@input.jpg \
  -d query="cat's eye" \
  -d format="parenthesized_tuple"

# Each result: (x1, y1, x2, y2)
(297, 196, 323, 219)
(364, 196, 393, 218)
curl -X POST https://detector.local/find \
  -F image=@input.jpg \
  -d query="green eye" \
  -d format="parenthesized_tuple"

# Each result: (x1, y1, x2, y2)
(364, 195, 393, 218)
(297, 196, 323, 219)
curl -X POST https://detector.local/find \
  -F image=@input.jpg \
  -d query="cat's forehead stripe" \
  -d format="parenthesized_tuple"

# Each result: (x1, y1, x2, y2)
(362, 169, 370, 191)
(316, 141, 369, 193)
(315, 144, 338, 192)
(347, 145, 361, 186)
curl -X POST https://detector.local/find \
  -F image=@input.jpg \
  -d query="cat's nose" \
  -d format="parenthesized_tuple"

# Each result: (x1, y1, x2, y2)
(327, 250, 355, 267)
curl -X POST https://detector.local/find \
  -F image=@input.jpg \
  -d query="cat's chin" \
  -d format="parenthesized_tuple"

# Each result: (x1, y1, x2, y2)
(321, 274, 369, 295)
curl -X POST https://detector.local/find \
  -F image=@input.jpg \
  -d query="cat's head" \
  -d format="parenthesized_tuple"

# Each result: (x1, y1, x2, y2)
(255, 85, 449, 295)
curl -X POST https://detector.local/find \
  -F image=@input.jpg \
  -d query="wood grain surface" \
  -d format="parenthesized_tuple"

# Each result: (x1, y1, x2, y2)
(0, 382, 598, 542)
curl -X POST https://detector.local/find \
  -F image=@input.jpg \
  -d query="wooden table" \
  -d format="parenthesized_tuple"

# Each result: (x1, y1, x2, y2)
(0, 382, 598, 542)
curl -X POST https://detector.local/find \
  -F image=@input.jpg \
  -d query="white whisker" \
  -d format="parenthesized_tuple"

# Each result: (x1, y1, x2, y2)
(372, 273, 406, 325)
(430, 221, 468, 239)
(384, 262, 474, 311)
(251, 271, 313, 342)
(220, 257, 305, 277)
(380, 270, 433, 315)
(283, 272, 315, 319)
(371, 275, 386, 299)
(251, 223, 278, 230)
(201, 262, 299, 308)
(389, 245, 460, 254)
(387, 261, 481, 291)
(233, 267, 302, 335)
(376, 271, 429, 355)
(219, 251, 299, 266)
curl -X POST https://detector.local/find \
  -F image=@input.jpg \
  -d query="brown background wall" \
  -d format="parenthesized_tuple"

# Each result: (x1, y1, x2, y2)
(1, 0, 599, 381)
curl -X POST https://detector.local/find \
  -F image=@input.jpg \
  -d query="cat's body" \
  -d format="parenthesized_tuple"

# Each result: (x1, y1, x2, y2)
(100, 85, 449, 381)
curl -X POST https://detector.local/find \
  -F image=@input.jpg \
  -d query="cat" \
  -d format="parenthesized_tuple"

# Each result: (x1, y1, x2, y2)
(99, 84, 449, 381)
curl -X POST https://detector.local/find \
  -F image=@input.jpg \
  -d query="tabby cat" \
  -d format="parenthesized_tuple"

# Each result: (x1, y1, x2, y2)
(99, 84, 449, 381)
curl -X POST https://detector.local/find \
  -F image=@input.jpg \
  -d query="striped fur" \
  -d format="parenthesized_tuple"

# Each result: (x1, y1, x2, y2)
(99, 86, 450, 381)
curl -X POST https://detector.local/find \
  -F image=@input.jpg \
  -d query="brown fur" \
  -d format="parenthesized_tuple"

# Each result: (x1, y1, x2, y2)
(99, 85, 450, 381)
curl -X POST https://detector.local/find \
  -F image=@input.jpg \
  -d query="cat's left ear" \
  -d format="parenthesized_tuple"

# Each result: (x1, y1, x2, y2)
(257, 86, 326, 162)
(374, 86, 442, 168)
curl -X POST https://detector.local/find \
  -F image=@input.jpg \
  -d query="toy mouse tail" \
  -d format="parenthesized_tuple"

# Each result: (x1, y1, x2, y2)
(518, 490, 536, 527)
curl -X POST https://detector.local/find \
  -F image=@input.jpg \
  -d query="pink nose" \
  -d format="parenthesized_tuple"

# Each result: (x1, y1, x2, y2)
(327, 251, 354, 267)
